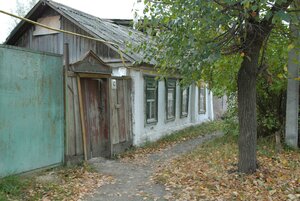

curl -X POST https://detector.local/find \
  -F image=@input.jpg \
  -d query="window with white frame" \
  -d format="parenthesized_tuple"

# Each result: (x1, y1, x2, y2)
(166, 79, 176, 120)
(198, 83, 206, 114)
(180, 87, 189, 117)
(145, 76, 158, 124)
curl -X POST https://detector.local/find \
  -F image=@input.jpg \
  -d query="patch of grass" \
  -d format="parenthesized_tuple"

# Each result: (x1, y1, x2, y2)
(82, 162, 97, 173)
(0, 175, 33, 200)
(0, 176, 23, 196)
(0, 193, 7, 201)
(120, 120, 223, 159)
(161, 120, 223, 142)
(257, 135, 277, 158)
(283, 142, 300, 152)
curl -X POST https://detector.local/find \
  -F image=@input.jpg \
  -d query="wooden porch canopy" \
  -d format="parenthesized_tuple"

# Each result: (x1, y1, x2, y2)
(70, 50, 112, 77)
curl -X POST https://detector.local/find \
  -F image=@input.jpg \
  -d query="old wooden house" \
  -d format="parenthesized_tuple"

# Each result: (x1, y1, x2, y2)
(5, 0, 216, 163)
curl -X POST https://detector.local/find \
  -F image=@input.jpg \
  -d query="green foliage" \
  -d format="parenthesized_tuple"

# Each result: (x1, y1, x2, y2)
(256, 28, 289, 136)
(134, 0, 295, 138)
(219, 28, 289, 137)
(0, 175, 30, 199)
(222, 94, 239, 136)
(159, 121, 223, 141)
(134, 0, 296, 90)
(134, 0, 297, 172)
(257, 135, 277, 157)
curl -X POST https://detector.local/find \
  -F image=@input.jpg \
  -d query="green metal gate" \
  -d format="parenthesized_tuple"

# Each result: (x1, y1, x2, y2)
(0, 45, 64, 177)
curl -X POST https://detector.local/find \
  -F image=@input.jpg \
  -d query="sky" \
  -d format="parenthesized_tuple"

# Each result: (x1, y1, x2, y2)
(0, 0, 143, 43)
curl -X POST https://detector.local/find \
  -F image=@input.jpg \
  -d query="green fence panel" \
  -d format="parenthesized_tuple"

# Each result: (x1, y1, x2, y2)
(0, 46, 64, 177)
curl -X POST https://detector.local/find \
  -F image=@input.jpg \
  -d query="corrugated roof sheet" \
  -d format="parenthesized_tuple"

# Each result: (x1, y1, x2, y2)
(46, 0, 150, 63)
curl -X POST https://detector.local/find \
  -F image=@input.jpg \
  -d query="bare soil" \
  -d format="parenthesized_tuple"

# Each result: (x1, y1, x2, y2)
(85, 131, 223, 201)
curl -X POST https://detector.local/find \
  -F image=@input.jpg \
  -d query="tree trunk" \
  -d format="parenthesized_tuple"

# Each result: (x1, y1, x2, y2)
(235, 0, 293, 173)
(237, 47, 260, 173)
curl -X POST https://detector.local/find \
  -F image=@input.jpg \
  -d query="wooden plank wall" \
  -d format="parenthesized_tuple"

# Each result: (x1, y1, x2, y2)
(65, 75, 83, 162)
(61, 17, 120, 64)
(14, 9, 63, 54)
(15, 30, 63, 54)
(13, 7, 121, 64)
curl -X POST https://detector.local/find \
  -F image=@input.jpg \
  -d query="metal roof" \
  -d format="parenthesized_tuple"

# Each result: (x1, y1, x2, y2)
(5, 0, 152, 64)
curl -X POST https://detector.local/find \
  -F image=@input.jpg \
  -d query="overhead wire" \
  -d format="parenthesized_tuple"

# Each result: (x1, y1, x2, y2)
(0, 9, 132, 69)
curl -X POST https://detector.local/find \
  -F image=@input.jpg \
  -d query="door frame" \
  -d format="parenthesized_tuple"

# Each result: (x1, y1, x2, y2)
(77, 73, 112, 160)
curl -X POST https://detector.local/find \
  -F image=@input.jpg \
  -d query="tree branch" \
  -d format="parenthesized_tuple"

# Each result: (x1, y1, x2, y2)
(287, 9, 300, 12)
(257, 33, 271, 74)
(213, 0, 243, 12)
(263, 0, 295, 23)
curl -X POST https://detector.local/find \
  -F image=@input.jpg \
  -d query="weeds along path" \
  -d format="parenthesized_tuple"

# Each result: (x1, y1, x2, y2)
(84, 131, 223, 201)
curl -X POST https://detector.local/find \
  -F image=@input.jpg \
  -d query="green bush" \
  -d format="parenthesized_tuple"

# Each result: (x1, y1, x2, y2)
(222, 93, 239, 137)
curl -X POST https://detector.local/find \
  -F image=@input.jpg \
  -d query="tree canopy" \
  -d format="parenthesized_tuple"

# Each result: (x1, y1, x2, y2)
(137, 0, 298, 85)
(135, 0, 299, 173)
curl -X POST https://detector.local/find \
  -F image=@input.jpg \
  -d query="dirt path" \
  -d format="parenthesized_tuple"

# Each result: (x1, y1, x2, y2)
(85, 131, 223, 201)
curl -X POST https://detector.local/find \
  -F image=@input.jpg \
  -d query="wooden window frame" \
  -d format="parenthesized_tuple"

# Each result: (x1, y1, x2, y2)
(165, 79, 177, 121)
(180, 87, 189, 118)
(198, 83, 206, 114)
(144, 76, 158, 125)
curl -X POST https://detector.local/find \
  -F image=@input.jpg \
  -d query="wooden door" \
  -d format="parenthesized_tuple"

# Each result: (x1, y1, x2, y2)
(81, 78, 110, 159)
(111, 78, 133, 154)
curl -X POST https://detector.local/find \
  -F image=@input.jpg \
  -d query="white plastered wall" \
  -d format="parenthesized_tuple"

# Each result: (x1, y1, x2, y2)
(130, 68, 214, 146)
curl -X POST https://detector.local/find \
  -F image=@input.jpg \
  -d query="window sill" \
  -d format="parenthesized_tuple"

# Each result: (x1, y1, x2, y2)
(165, 117, 175, 123)
(145, 120, 158, 127)
(180, 114, 188, 118)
